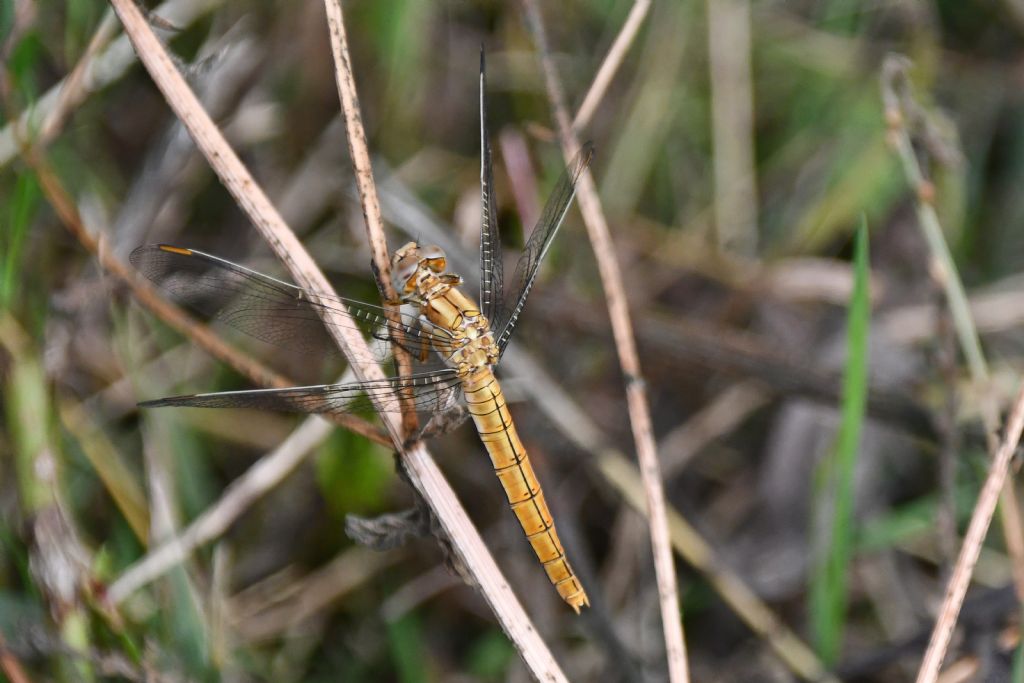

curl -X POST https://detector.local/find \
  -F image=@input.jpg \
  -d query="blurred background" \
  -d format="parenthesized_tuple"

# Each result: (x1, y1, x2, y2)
(3, 0, 1024, 681)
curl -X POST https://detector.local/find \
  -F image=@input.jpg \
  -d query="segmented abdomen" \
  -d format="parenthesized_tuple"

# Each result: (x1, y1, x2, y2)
(462, 368, 589, 613)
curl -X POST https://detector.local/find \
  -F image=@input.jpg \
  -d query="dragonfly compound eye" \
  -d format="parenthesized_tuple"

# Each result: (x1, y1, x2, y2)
(392, 251, 420, 294)
(420, 245, 447, 273)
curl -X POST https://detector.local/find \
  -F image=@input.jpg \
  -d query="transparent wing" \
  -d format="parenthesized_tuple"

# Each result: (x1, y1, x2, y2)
(478, 49, 503, 323)
(493, 143, 593, 353)
(139, 369, 463, 415)
(130, 245, 459, 365)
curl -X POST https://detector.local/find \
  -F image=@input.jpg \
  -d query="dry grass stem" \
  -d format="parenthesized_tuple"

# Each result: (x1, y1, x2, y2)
(707, 0, 758, 254)
(880, 56, 987, 383)
(322, 0, 419, 438)
(20, 149, 387, 448)
(572, 0, 651, 132)
(38, 11, 118, 144)
(915, 381, 1024, 683)
(881, 55, 1024, 678)
(0, 0, 224, 167)
(108, 411, 335, 602)
(501, 345, 836, 682)
(522, 1, 689, 679)
(881, 281, 1024, 344)
(230, 547, 401, 643)
(599, 455, 842, 683)
(107, 0, 567, 678)
(58, 400, 150, 541)
(660, 380, 769, 479)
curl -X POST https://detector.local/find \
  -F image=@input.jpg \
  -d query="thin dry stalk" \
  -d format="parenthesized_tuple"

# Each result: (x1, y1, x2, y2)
(572, 0, 651, 131)
(499, 129, 542, 231)
(19, 149, 388, 448)
(502, 346, 837, 683)
(660, 380, 769, 479)
(59, 399, 150, 542)
(881, 55, 1024, 678)
(322, 0, 418, 438)
(599, 455, 842, 683)
(881, 281, 1024, 344)
(39, 10, 118, 144)
(376, 168, 835, 681)
(106, 1, 567, 679)
(230, 547, 401, 643)
(108, 410, 335, 602)
(915, 381, 1024, 683)
(707, 0, 758, 254)
(880, 57, 986, 383)
(381, 565, 464, 622)
(0, 0, 225, 168)
(521, 2, 689, 680)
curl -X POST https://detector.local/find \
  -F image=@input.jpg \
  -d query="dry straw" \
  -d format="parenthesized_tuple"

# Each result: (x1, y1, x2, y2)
(106, 0, 568, 678)
(522, 1, 690, 680)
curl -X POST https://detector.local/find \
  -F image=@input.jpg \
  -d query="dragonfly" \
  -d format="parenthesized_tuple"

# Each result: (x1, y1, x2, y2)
(132, 55, 593, 613)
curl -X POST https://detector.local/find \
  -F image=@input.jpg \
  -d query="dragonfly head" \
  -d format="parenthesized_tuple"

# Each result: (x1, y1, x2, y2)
(390, 242, 448, 297)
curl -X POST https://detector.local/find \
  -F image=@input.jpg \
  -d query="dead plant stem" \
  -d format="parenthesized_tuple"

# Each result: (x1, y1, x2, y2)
(522, 1, 689, 680)
(107, 0, 568, 678)
(915, 382, 1024, 683)
(23, 148, 388, 448)
(322, 0, 419, 438)
(881, 54, 1024, 683)
(572, 0, 651, 131)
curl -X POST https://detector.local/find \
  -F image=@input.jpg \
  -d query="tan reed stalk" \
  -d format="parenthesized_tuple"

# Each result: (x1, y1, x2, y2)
(521, 1, 690, 680)
(106, 0, 570, 678)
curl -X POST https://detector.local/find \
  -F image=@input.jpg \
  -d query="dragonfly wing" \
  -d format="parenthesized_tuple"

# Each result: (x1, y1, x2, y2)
(130, 245, 459, 365)
(478, 50, 504, 324)
(139, 369, 463, 415)
(493, 144, 593, 353)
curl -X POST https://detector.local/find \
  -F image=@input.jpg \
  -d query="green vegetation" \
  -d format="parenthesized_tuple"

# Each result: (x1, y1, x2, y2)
(3, 0, 1024, 680)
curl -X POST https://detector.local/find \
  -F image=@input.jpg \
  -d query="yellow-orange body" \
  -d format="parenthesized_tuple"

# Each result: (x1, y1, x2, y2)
(393, 242, 589, 613)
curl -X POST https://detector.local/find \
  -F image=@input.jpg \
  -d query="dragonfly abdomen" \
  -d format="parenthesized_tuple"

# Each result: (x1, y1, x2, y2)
(462, 368, 589, 613)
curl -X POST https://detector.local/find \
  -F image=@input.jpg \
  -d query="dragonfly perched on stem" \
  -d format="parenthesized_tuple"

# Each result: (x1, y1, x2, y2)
(132, 53, 593, 613)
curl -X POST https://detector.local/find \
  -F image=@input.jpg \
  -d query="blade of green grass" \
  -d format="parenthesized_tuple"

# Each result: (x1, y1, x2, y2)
(2, 170, 39, 310)
(810, 217, 871, 664)
(466, 629, 515, 681)
(387, 613, 429, 683)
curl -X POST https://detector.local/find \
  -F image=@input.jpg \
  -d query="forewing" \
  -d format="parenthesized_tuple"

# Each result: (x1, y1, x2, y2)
(493, 144, 593, 352)
(130, 245, 458, 365)
(478, 50, 504, 323)
(139, 369, 463, 415)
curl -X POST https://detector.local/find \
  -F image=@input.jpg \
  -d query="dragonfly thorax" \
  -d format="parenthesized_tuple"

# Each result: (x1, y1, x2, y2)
(390, 242, 500, 375)
(391, 242, 451, 301)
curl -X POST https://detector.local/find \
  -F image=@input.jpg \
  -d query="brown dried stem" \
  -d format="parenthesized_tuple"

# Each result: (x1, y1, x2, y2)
(378, 163, 837, 682)
(915, 381, 1024, 683)
(108, 412, 334, 602)
(38, 10, 118, 144)
(20, 147, 388, 448)
(707, 0, 757, 254)
(572, 0, 651, 131)
(106, 0, 568, 678)
(322, 0, 418, 438)
(0, 0, 225, 168)
(880, 55, 1024, 682)
(521, 1, 690, 680)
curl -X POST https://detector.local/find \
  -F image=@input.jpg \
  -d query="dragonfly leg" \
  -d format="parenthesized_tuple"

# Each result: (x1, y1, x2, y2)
(345, 507, 430, 550)
(418, 404, 469, 441)
(347, 451, 435, 550)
